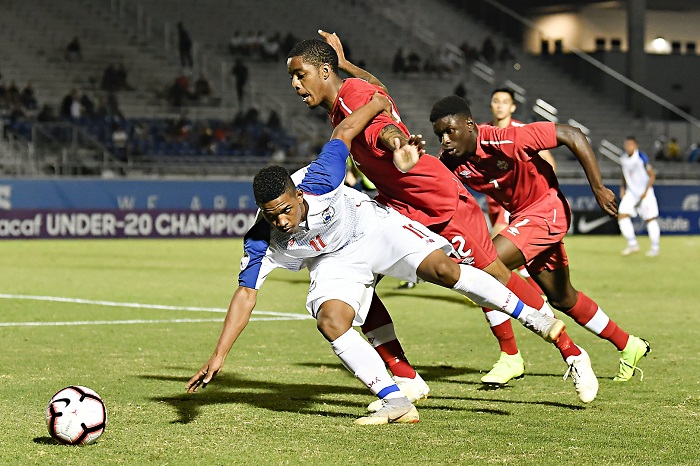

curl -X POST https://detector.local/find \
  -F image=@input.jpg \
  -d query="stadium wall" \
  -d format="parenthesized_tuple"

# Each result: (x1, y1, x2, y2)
(0, 179, 698, 239)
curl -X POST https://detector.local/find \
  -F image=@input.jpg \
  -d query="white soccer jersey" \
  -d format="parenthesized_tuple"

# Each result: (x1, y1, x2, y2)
(620, 149, 653, 198)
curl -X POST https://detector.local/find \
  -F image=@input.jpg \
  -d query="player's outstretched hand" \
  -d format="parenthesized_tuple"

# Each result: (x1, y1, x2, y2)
(186, 355, 225, 393)
(594, 186, 618, 218)
(408, 134, 426, 156)
(318, 30, 348, 68)
(392, 137, 420, 173)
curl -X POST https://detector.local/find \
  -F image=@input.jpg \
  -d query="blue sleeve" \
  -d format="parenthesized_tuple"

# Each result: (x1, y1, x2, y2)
(238, 220, 271, 288)
(639, 151, 650, 165)
(298, 139, 349, 195)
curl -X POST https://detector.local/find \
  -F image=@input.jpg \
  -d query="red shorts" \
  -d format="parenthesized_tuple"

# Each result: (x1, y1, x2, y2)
(430, 192, 499, 270)
(486, 196, 508, 228)
(497, 190, 570, 273)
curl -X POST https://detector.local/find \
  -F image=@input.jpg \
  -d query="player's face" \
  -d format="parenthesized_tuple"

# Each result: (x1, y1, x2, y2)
(259, 189, 305, 234)
(490, 92, 516, 121)
(287, 56, 330, 109)
(623, 139, 638, 156)
(433, 114, 475, 157)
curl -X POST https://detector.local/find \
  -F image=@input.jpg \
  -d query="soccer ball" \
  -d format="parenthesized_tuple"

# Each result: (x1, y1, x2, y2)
(46, 386, 107, 445)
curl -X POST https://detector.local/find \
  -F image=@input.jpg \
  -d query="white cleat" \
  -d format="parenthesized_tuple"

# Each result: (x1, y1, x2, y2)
(645, 249, 659, 257)
(355, 397, 419, 425)
(621, 246, 640, 256)
(522, 312, 566, 343)
(563, 347, 599, 403)
(367, 373, 430, 412)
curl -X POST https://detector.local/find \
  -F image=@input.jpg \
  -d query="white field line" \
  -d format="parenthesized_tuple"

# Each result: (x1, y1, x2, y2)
(0, 293, 313, 327)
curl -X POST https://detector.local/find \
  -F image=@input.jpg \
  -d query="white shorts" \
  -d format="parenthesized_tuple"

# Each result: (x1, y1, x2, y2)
(619, 190, 659, 221)
(305, 204, 452, 326)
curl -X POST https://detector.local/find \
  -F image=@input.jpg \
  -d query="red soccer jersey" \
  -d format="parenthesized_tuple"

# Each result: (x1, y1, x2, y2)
(329, 78, 463, 227)
(442, 122, 559, 215)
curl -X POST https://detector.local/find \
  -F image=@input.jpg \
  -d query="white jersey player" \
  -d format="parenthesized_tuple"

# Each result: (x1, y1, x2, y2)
(186, 94, 569, 425)
(618, 137, 660, 256)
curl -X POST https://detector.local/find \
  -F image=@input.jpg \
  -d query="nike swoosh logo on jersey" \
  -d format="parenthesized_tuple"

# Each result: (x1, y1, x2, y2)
(578, 216, 613, 233)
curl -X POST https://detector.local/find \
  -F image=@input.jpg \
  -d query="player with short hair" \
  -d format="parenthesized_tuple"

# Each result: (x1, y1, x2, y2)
(186, 94, 568, 425)
(429, 95, 650, 383)
(618, 136, 661, 257)
(287, 32, 598, 404)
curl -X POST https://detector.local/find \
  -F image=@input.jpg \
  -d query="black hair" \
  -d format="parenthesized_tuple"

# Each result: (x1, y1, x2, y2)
(253, 166, 295, 205)
(287, 39, 339, 74)
(491, 87, 516, 101)
(430, 96, 473, 123)
(625, 136, 637, 142)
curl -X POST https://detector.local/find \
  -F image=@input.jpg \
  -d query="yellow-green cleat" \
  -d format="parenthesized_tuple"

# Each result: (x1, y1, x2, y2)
(481, 351, 525, 385)
(614, 336, 650, 382)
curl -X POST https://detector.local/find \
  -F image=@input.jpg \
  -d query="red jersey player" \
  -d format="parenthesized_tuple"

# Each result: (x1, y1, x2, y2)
(430, 95, 650, 384)
(286, 32, 598, 404)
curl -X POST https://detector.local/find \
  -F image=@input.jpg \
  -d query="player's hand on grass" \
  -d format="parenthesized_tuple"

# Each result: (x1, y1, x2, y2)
(594, 186, 618, 218)
(186, 355, 225, 393)
(392, 137, 420, 173)
(318, 30, 349, 69)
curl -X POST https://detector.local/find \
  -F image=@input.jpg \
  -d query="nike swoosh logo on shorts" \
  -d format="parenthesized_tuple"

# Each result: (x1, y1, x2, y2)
(578, 216, 612, 233)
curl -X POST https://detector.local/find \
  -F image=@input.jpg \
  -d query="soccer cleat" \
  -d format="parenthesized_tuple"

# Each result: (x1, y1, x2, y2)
(563, 347, 598, 403)
(522, 312, 566, 343)
(621, 246, 640, 256)
(614, 336, 650, 382)
(355, 397, 419, 425)
(397, 280, 417, 289)
(645, 249, 659, 257)
(481, 351, 525, 385)
(367, 374, 430, 412)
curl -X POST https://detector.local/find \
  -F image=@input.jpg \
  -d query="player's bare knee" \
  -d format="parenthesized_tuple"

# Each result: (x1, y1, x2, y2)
(417, 253, 459, 287)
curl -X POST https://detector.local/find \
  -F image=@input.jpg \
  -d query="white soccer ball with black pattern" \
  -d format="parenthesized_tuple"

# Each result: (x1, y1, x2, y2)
(45, 386, 107, 445)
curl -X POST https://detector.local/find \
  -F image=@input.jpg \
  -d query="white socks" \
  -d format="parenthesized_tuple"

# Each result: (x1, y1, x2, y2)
(452, 264, 536, 324)
(618, 217, 638, 248)
(330, 328, 402, 400)
(647, 219, 660, 251)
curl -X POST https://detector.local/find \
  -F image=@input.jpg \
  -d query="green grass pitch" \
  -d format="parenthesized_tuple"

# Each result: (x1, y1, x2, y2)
(1, 236, 699, 465)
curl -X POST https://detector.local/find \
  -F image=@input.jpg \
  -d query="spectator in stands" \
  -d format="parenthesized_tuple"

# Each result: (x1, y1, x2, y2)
(20, 81, 38, 110)
(169, 73, 192, 107)
(406, 50, 422, 73)
(280, 32, 300, 56)
(111, 122, 129, 161)
(114, 64, 134, 91)
(37, 104, 57, 122)
(198, 124, 217, 154)
(392, 48, 406, 74)
(177, 22, 194, 69)
(0, 74, 7, 108)
(5, 81, 21, 108)
(194, 74, 213, 101)
(267, 110, 281, 129)
(106, 92, 125, 122)
(652, 136, 667, 160)
(60, 89, 79, 120)
(481, 35, 496, 64)
(65, 36, 82, 62)
(101, 64, 118, 92)
(453, 81, 469, 104)
(459, 40, 479, 63)
(498, 42, 516, 65)
(80, 93, 96, 119)
(686, 142, 700, 162)
(667, 137, 681, 161)
(232, 59, 249, 107)
(262, 33, 281, 61)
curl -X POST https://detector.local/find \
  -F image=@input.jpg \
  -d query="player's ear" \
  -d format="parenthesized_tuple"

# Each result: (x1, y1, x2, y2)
(321, 63, 330, 80)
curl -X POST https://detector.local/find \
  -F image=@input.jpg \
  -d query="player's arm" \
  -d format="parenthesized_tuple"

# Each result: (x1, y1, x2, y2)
(620, 173, 626, 199)
(641, 163, 656, 199)
(186, 286, 257, 393)
(331, 92, 392, 147)
(555, 124, 618, 217)
(318, 30, 389, 93)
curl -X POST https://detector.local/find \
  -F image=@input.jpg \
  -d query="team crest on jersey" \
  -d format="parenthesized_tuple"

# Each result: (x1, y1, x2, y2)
(459, 169, 472, 179)
(321, 206, 335, 224)
(497, 159, 509, 170)
(288, 237, 295, 247)
(240, 253, 250, 271)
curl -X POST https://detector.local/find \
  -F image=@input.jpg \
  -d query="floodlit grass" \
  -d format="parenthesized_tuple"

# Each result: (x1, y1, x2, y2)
(1, 237, 698, 465)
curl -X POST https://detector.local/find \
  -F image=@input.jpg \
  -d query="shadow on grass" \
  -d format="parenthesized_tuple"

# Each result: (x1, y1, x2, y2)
(429, 394, 585, 411)
(33, 436, 59, 445)
(379, 290, 474, 306)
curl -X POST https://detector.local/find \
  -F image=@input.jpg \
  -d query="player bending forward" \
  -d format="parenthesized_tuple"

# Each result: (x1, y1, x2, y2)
(186, 94, 568, 425)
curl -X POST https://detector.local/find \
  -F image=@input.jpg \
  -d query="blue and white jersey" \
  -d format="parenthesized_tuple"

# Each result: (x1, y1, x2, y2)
(620, 149, 653, 198)
(238, 139, 375, 290)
